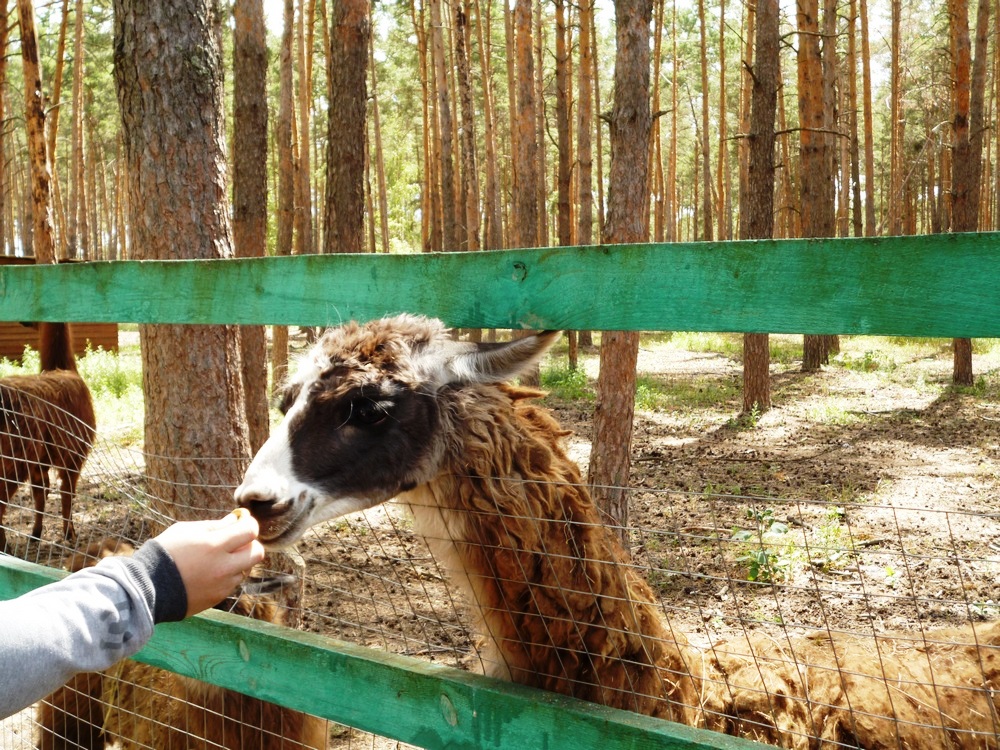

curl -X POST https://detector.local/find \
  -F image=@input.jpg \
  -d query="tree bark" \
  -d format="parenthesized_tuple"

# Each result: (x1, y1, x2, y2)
(475, 0, 503, 250)
(233, 0, 270, 453)
(324, 0, 369, 254)
(589, 0, 652, 538)
(18, 0, 56, 265)
(69, 0, 87, 259)
(949, 0, 990, 386)
(739, 0, 779, 416)
(113, 0, 251, 519)
(513, 0, 538, 249)
(272, 0, 295, 388)
(455, 0, 480, 252)
(797, 0, 835, 371)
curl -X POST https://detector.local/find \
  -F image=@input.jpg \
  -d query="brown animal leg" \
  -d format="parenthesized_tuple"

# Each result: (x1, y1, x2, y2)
(58, 470, 78, 542)
(29, 464, 50, 540)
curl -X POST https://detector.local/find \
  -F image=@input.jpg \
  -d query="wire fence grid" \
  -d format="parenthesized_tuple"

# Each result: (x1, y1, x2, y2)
(0, 380, 999, 749)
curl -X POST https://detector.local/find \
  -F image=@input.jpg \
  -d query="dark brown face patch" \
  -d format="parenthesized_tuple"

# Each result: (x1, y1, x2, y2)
(283, 359, 440, 503)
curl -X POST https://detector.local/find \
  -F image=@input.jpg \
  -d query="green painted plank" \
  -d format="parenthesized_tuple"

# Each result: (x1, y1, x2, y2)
(1, 556, 769, 750)
(1, 234, 997, 336)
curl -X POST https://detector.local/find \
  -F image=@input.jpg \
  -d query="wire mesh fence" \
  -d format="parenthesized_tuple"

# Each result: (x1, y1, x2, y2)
(1, 341, 999, 749)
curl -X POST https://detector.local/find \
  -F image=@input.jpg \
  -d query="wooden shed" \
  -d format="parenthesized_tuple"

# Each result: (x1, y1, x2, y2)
(0, 256, 118, 361)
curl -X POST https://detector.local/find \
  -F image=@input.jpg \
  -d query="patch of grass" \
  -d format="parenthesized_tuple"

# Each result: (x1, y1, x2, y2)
(833, 349, 898, 373)
(806, 402, 862, 426)
(635, 375, 739, 411)
(541, 365, 594, 401)
(78, 346, 143, 398)
(668, 332, 742, 358)
(0, 347, 40, 376)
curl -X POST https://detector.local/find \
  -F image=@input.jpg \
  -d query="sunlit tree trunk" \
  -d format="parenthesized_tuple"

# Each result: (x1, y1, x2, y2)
(295, 0, 315, 258)
(513, 0, 538, 249)
(741, 0, 779, 416)
(46, 0, 70, 256)
(555, 0, 571, 250)
(475, 0, 503, 251)
(590, 0, 652, 537)
(114, 0, 251, 518)
(697, 0, 712, 240)
(716, 0, 730, 240)
(455, 0, 479, 252)
(233, 0, 270, 454)
(847, 0, 863, 237)
(949, 0, 990, 386)
(18, 0, 55, 265)
(798, 0, 836, 371)
(0, 2, 10, 254)
(427, 0, 455, 251)
(69, 0, 87, 260)
(859, 0, 876, 235)
(272, 0, 295, 388)
(368, 10, 389, 254)
(888, 0, 902, 235)
(533, 0, 547, 247)
(324, 0, 369, 254)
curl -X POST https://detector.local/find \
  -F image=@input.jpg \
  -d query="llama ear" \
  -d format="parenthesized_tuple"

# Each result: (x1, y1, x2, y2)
(442, 330, 561, 385)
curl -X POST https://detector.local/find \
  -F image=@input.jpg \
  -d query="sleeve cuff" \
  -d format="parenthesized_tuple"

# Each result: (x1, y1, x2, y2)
(129, 539, 189, 623)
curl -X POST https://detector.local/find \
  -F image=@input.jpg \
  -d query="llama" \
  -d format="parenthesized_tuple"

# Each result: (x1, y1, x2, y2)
(36, 539, 329, 750)
(236, 315, 1000, 748)
(0, 322, 96, 552)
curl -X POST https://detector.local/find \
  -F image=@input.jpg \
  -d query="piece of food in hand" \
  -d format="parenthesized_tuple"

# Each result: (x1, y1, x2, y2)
(231, 507, 250, 521)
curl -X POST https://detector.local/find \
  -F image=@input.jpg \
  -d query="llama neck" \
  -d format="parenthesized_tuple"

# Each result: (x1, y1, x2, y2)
(39, 323, 77, 372)
(400, 386, 695, 719)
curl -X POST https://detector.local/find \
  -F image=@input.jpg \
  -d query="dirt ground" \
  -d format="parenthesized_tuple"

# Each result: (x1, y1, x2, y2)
(2, 333, 999, 748)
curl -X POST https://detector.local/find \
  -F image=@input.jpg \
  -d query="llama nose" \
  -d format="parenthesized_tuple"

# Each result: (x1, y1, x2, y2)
(235, 488, 292, 521)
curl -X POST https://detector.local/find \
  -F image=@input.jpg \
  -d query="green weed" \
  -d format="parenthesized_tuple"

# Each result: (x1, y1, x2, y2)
(541, 365, 593, 401)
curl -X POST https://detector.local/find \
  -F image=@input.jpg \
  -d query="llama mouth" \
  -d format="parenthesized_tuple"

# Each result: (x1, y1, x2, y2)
(252, 497, 314, 549)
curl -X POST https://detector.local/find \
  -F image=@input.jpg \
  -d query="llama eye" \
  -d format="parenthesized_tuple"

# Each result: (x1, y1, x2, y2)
(348, 399, 390, 427)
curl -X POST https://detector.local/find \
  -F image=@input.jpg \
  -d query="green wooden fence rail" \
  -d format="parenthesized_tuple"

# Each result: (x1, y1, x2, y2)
(1, 233, 999, 336)
(0, 234, 998, 749)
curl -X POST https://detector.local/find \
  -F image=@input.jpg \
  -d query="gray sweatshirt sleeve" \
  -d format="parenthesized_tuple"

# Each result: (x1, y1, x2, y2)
(0, 539, 188, 718)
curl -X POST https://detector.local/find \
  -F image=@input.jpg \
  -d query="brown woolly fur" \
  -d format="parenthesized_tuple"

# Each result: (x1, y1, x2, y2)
(36, 543, 328, 750)
(241, 316, 1000, 747)
(402, 384, 701, 720)
(0, 323, 95, 551)
(405, 381, 1000, 746)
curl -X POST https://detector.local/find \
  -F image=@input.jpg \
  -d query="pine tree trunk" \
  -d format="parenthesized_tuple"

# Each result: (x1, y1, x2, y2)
(18, 0, 56, 265)
(589, 0, 652, 538)
(949, 0, 990, 386)
(113, 0, 251, 519)
(697, 0, 712, 240)
(69, 0, 86, 259)
(859, 0, 876, 235)
(797, 0, 835, 371)
(455, 0, 480, 252)
(555, 0, 571, 249)
(427, 0, 456, 252)
(233, 0, 270, 454)
(369, 42, 390, 254)
(295, 0, 315, 257)
(272, 0, 295, 388)
(475, 0, 503, 250)
(533, 0, 547, 248)
(46, 0, 70, 256)
(0, 2, 11, 254)
(324, 0, 369, 254)
(513, 0, 538, 248)
(740, 0, 778, 416)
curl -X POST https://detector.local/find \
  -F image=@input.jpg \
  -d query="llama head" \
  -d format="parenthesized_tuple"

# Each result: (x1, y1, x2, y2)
(235, 315, 559, 548)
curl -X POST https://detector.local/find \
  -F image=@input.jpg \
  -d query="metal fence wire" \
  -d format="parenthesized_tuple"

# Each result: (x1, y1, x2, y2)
(1, 352, 999, 750)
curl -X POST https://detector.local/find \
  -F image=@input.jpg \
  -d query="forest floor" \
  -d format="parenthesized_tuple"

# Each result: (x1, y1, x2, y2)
(2, 332, 999, 749)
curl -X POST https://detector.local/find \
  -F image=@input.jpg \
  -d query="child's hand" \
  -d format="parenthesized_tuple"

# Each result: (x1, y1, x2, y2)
(153, 511, 265, 617)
